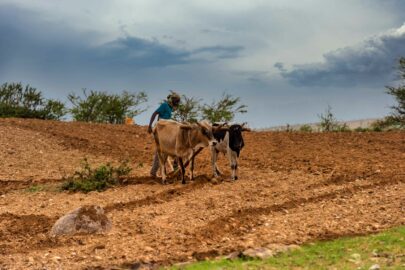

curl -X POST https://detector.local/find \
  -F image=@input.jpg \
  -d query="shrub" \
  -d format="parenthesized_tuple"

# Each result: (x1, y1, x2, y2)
(172, 94, 201, 123)
(68, 89, 148, 124)
(371, 116, 404, 131)
(299, 124, 313, 132)
(318, 106, 350, 132)
(62, 159, 132, 193)
(0, 82, 66, 120)
(353, 127, 371, 132)
(201, 93, 247, 123)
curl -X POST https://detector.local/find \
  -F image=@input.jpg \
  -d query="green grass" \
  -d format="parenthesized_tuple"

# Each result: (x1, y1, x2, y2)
(170, 226, 405, 270)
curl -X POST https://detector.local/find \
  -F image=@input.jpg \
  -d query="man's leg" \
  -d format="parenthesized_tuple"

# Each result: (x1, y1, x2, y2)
(150, 151, 160, 177)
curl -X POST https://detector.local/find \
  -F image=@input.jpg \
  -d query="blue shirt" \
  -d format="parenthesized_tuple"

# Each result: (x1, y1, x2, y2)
(155, 102, 173, 120)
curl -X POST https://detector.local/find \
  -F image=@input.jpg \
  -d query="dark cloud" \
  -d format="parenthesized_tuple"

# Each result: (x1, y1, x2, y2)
(0, 4, 243, 78)
(192, 45, 244, 59)
(279, 23, 405, 87)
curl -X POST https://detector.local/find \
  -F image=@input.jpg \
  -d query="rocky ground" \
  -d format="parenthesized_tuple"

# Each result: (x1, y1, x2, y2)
(0, 118, 404, 269)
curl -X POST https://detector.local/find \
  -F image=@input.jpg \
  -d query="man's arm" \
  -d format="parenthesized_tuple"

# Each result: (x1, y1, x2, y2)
(148, 111, 159, 134)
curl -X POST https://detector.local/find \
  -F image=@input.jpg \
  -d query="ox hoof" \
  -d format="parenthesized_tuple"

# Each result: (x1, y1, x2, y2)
(161, 180, 167, 185)
(232, 176, 238, 181)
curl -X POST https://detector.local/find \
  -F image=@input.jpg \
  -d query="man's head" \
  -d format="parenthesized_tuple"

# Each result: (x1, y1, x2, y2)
(168, 91, 181, 108)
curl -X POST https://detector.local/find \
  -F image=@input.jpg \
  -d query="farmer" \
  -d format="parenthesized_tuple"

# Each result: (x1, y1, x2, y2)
(148, 91, 181, 177)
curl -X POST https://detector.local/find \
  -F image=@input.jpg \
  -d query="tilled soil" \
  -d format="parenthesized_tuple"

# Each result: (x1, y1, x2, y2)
(0, 118, 404, 269)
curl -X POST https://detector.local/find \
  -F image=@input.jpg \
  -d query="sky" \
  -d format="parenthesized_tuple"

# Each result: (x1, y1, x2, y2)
(1, 0, 405, 128)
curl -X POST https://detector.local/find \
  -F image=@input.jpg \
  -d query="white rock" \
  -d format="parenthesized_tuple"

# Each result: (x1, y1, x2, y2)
(50, 205, 111, 237)
(242, 247, 274, 259)
(369, 264, 380, 270)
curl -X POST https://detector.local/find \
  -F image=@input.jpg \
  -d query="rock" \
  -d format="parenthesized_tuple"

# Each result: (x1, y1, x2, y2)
(369, 264, 380, 270)
(224, 251, 241, 260)
(50, 205, 111, 237)
(242, 247, 274, 259)
(210, 177, 220, 184)
(52, 256, 61, 263)
(349, 253, 362, 264)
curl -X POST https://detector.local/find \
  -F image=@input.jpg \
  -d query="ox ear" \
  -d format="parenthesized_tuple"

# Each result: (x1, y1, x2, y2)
(180, 124, 192, 130)
(241, 122, 251, 132)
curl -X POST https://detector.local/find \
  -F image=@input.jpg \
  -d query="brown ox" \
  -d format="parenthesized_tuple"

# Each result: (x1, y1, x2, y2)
(152, 120, 217, 184)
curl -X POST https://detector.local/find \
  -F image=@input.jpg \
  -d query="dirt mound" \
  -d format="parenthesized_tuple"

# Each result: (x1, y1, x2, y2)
(0, 118, 404, 269)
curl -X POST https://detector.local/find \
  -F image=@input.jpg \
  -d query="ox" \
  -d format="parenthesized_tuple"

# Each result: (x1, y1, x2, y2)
(211, 123, 250, 180)
(152, 119, 217, 184)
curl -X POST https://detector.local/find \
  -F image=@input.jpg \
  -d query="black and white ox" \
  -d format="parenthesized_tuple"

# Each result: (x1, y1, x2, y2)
(153, 119, 217, 184)
(211, 123, 250, 180)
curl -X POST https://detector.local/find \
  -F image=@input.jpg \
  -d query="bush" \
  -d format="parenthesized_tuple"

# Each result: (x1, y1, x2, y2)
(353, 127, 371, 132)
(0, 82, 66, 120)
(68, 89, 148, 124)
(201, 93, 247, 123)
(172, 94, 201, 123)
(62, 159, 132, 193)
(299, 124, 313, 132)
(371, 116, 404, 131)
(318, 105, 350, 132)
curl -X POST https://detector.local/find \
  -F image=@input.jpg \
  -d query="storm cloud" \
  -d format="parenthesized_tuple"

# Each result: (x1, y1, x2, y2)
(0, 4, 243, 76)
(278, 23, 405, 87)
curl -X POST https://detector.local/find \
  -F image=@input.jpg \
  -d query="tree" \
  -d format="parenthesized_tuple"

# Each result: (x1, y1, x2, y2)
(317, 105, 349, 132)
(201, 93, 247, 123)
(172, 94, 201, 122)
(68, 89, 148, 124)
(385, 57, 405, 126)
(0, 82, 66, 120)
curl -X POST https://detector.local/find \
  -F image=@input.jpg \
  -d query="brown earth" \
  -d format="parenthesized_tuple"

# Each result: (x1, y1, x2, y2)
(0, 118, 404, 269)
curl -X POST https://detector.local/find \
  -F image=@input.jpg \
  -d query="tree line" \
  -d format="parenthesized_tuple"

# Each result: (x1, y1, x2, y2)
(0, 84, 247, 124)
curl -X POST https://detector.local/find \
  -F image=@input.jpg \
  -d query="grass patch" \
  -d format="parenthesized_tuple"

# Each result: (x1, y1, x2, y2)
(171, 226, 405, 270)
(25, 184, 46, 193)
(61, 158, 132, 193)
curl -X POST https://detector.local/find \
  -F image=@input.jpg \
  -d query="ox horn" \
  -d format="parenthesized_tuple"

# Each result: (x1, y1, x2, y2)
(214, 122, 229, 131)
(241, 122, 251, 132)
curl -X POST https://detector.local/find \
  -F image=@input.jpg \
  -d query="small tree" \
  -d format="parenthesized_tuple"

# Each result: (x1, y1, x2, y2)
(68, 89, 148, 124)
(385, 57, 405, 127)
(201, 93, 247, 123)
(172, 94, 201, 123)
(318, 105, 339, 132)
(0, 82, 66, 120)
(318, 105, 350, 132)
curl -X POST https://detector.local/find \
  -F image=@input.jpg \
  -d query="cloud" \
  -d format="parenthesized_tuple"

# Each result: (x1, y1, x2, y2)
(192, 45, 244, 59)
(279, 23, 405, 87)
(0, 4, 243, 77)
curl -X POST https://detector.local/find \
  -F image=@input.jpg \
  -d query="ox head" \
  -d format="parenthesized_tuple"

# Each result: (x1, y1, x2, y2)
(180, 120, 217, 149)
(196, 120, 217, 147)
(217, 122, 250, 157)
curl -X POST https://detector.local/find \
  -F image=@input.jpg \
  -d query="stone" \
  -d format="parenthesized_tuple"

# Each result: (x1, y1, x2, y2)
(50, 205, 111, 237)
(242, 247, 274, 259)
(369, 264, 380, 270)
(349, 253, 362, 264)
(224, 251, 241, 260)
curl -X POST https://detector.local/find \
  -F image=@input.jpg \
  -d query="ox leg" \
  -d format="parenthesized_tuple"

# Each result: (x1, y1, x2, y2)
(211, 147, 221, 177)
(227, 150, 238, 180)
(178, 157, 186, 184)
(190, 154, 195, 180)
(157, 152, 168, 184)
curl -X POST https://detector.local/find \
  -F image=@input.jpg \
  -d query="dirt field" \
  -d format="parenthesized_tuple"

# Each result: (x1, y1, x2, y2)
(0, 118, 404, 269)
